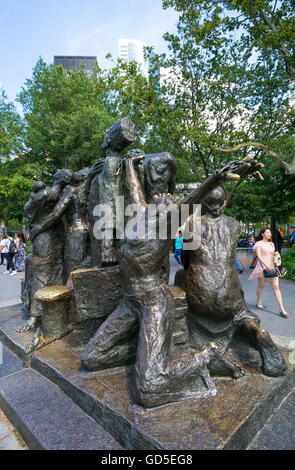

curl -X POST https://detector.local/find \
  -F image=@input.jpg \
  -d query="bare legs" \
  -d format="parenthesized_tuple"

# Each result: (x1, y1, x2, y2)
(257, 278, 265, 308)
(257, 277, 288, 316)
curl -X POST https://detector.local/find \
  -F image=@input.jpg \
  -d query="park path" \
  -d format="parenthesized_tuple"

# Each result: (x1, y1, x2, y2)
(0, 264, 27, 450)
(169, 255, 295, 339)
(0, 264, 23, 308)
(0, 408, 27, 450)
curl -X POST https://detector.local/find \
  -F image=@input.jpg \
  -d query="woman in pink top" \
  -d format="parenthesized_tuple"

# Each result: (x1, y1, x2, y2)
(250, 227, 288, 317)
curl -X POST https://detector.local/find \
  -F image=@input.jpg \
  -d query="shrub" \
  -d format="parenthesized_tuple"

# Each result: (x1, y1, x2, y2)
(281, 246, 295, 281)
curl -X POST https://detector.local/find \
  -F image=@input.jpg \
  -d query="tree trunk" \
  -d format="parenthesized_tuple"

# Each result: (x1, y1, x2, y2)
(3, 206, 8, 234)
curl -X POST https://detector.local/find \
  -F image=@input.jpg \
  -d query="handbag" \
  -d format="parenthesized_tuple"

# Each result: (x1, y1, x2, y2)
(263, 269, 278, 278)
(274, 253, 288, 277)
(276, 263, 288, 277)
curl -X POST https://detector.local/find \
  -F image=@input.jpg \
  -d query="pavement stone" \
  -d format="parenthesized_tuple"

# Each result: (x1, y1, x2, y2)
(0, 408, 27, 450)
(249, 388, 295, 450)
(0, 264, 22, 308)
(0, 342, 23, 379)
(0, 422, 9, 439)
(0, 434, 24, 450)
(0, 368, 123, 450)
(0, 343, 27, 450)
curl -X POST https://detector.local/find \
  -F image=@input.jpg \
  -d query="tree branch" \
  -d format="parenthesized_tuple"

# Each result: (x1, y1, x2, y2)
(215, 142, 295, 174)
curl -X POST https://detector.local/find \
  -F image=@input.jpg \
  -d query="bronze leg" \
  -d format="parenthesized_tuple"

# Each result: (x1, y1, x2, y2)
(81, 299, 138, 370)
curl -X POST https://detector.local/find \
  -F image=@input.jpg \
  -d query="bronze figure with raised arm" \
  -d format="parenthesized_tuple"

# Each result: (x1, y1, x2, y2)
(82, 152, 263, 407)
(177, 186, 286, 379)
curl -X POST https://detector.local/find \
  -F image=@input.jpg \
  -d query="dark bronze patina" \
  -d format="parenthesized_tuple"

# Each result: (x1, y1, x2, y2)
(17, 117, 286, 409)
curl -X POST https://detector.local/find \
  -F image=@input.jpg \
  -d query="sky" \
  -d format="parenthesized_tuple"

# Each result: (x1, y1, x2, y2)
(0, 0, 179, 105)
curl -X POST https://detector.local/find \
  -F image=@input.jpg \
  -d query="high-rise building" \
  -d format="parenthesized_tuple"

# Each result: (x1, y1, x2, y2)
(54, 56, 97, 75)
(119, 39, 150, 77)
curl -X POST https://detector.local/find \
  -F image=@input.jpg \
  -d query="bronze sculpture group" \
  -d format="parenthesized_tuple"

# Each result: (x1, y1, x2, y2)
(18, 117, 286, 408)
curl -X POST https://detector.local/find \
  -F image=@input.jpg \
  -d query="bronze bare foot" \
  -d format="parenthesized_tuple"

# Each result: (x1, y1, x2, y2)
(24, 324, 74, 355)
(257, 329, 287, 377)
(16, 316, 39, 333)
(25, 330, 42, 354)
(238, 319, 286, 377)
(209, 346, 246, 379)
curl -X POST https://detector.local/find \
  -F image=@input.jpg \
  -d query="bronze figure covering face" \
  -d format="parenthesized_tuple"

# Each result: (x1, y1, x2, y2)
(142, 153, 177, 202)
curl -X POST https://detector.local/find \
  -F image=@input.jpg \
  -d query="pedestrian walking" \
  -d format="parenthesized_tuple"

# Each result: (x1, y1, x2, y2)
(174, 230, 184, 267)
(0, 235, 9, 265)
(248, 233, 256, 269)
(3, 232, 17, 275)
(289, 226, 295, 247)
(249, 227, 289, 318)
(234, 252, 244, 273)
(14, 233, 26, 272)
(276, 227, 285, 254)
(248, 234, 255, 248)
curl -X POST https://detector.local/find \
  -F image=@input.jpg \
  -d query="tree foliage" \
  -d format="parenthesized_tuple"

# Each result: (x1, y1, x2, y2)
(163, 0, 295, 81)
(163, 0, 295, 173)
(18, 58, 115, 173)
(2, 1, 295, 227)
(0, 89, 24, 160)
(1, 59, 115, 228)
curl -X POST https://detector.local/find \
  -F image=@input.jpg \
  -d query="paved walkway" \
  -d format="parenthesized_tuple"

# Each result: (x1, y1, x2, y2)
(239, 269, 295, 340)
(0, 263, 26, 450)
(0, 408, 27, 450)
(0, 264, 23, 308)
(1, 257, 294, 340)
(169, 255, 295, 340)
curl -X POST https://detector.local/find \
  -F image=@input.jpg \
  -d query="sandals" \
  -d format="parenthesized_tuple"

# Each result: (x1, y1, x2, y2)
(279, 311, 289, 318)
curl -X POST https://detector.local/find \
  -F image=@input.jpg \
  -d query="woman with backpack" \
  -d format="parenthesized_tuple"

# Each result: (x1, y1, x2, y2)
(3, 232, 17, 275)
(0, 234, 9, 266)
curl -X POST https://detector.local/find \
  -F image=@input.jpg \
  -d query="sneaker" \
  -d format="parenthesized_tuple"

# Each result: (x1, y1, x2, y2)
(3, 271, 10, 274)
(10, 271, 18, 275)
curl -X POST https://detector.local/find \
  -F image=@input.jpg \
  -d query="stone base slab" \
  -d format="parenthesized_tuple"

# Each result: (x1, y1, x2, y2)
(1, 304, 295, 450)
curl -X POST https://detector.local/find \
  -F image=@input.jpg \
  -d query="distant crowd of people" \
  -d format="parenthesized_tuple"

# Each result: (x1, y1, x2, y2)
(0, 232, 26, 275)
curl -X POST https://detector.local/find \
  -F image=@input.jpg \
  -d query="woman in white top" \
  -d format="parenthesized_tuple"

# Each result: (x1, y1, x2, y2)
(249, 227, 288, 317)
(0, 235, 9, 265)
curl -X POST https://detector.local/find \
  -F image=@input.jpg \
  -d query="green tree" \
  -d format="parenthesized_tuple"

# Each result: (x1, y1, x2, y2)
(92, 1, 295, 224)
(163, 0, 295, 80)
(18, 58, 115, 173)
(226, 136, 295, 223)
(163, 0, 295, 174)
(0, 89, 24, 160)
(93, 12, 293, 184)
(0, 159, 34, 229)
(0, 90, 26, 229)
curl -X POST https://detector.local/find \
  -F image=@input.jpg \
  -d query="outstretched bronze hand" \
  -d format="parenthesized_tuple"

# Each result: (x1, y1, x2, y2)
(88, 158, 105, 177)
(217, 159, 264, 182)
(124, 148, 145, 163)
